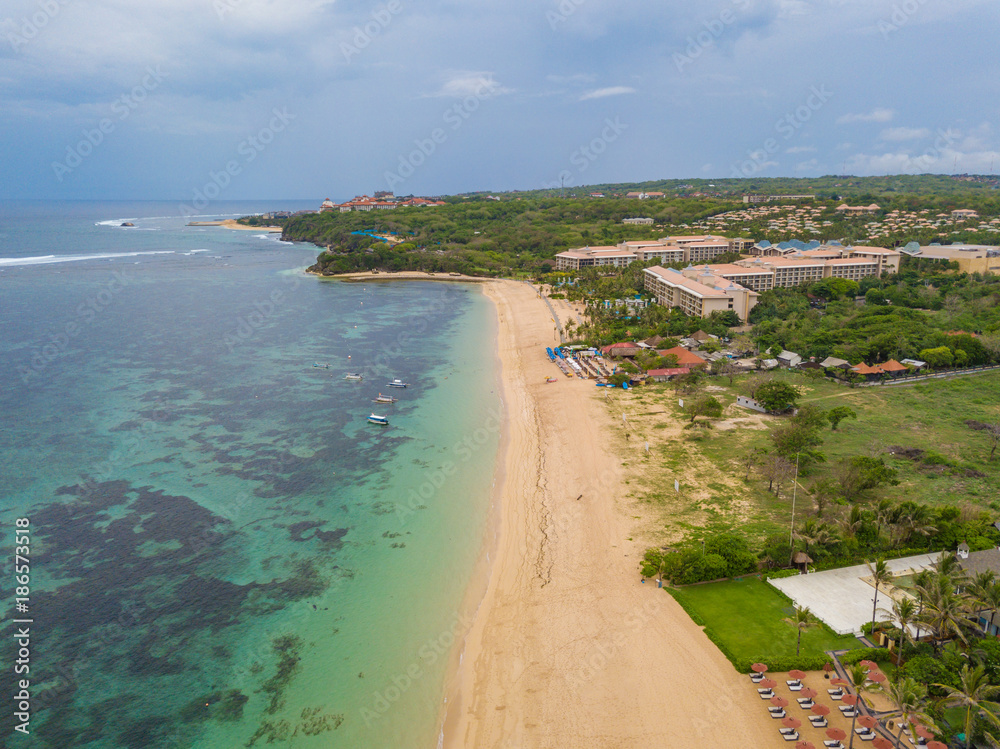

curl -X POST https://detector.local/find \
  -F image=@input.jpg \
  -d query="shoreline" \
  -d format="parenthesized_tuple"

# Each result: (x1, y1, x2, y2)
(309, 269, 490, 283)
(436, 280, 784, 748)
(187, 219, 282, 231)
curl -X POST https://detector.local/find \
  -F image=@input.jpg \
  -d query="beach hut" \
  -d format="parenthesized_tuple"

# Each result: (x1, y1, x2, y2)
(776, 350, 803, 368)
(851, 362, 884, 381)
(878, 359, 908, 378)
(646, 367, 691, 382)
(657, 346, 708, 369)
(600, 342, 640, 358)
(819, 356, 851, 371)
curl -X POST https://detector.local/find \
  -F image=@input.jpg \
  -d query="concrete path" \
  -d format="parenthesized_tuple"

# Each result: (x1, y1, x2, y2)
(769, 552, 943, 635)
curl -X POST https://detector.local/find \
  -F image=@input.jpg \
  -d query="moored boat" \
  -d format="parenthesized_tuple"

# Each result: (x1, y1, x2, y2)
(387, 378, 408, 388)
(345, 373, 363, 381)
(313, 362, 331, 369)
(367, 413, 389, 425)
(373, 393, 397, 404)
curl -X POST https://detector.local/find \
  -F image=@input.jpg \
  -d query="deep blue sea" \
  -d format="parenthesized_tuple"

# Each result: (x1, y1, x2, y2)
(0, 201, 500, 748)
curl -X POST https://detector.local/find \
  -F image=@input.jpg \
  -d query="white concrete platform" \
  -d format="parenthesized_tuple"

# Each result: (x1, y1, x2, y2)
(768, 553, 943, 635)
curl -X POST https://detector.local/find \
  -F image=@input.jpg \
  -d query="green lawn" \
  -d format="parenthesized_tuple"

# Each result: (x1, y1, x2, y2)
(668, 577, 860, 669)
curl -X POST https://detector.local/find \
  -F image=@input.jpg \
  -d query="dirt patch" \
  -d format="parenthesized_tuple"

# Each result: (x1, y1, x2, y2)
(887, 445, 924, 460)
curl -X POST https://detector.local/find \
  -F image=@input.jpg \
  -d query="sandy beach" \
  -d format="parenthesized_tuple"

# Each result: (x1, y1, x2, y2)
(314, 270, 489, 283)
(187, 219, 282, 231)
(440, 279, 784, 748)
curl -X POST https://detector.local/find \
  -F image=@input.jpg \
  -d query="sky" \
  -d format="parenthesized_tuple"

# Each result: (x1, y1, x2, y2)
(2, 0, 999, 201)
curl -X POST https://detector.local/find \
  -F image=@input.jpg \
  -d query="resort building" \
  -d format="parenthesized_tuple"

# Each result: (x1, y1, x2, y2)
(835, 203, 881, 215)
(320, 194, 447, 212)
(554, 246, 637, 271)
(642, 265, 759, 321)
(904, 244, 1000, 275)
(622, 217, 654, 225)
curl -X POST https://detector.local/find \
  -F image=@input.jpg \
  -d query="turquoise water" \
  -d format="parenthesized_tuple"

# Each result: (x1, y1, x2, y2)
(0, 202, 500, 748)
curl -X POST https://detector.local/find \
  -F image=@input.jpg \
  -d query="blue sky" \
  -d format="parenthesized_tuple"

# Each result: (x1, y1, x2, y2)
(2, 0, 998, 201)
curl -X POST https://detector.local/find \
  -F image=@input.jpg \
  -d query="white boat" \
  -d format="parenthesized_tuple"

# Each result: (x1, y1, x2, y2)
(345, 373, 363, 381)
(367, 413, 389, 425)
(387, 378, 408, 388)
(373, 393, 397, 404)
(313, 362, 331, 369)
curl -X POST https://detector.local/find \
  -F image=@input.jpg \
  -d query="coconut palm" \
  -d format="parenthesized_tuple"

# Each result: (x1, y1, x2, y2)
(935, 664, 1000, 749)
(912, 568, 935, 644)
(878, 674, 931, 749)
(868, 557, 893, 630)
(845, 662, 875, 749)
(783, 605, 818, 656)
(974, 581, 1000, 636)
(918, 575, 973, 653)
(885, 596, 918, 662)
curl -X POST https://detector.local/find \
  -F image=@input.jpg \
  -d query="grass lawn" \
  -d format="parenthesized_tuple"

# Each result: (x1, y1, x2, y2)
(668, 577, 860, 667)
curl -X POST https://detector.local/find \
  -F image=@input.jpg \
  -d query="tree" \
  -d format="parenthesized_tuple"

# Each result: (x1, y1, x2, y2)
(759, 453, 795, 495)
(836, 455, 899, 502)
(919, 346, 954, 369)
(710, 357, 740, 385)
(827, 406, 858, 431)
(741, 447, 767, 481)
(685, 394, 722, 423)
(935, 664, 1000, 749)
(755, 380, 800, 412)
(986, 423, 1000, 461)
(771, 415, 826, 466)
(878, 675, 930, 749)
(867, 558, 893, 631)
(886, 596, 918, 662)
(782, 606, 818, 656)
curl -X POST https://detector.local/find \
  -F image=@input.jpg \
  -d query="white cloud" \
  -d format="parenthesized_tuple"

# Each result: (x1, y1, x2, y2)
(836, 108, 894, 124)
(429, 72, 513, 98)
(579, 86, 637, 101)
(795, 158, 820, 171)
(785, 145, 816, 154)
(880, 127, 930, 141)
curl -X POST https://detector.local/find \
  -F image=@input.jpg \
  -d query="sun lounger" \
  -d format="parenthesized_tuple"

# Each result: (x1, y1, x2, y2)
(788, 682, 803, 691)
(783, 732, 800, 742)
(797, 700, 814, 709)
(810, 718, 829, 728)
(768, 706, 784, 713)
(858, 731, 876, 741)
(823, 742, 844, 749)
(786, 679, 802, 688)
(839, 704, 856, 713)
(770, 710, 786, 719)
(759, 690, 775, 699)
(827, 687, 844, 696)
(829, 691, 843, 701)
(780, 727, 797, 735)
(841, 709, 857, 718)
(758, 687, 773, 694)
(751, 673, 764, 682)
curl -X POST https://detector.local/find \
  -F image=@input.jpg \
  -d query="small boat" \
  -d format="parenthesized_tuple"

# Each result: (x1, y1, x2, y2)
(545, 377, 558, 383)
(345, 373, 363, 381)
(313, 362, 331, 369)
(367, 413, 389, 425)
(387, 378, 408, 388)
(373, 393, 397, 404)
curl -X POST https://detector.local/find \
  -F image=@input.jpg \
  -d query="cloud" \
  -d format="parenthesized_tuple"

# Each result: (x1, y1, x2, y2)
(579, 86, 637, 101)
(836, 108, 894, 124)
(880, 126, 930, 141)
(428, 72, 513, 98)
(785, 145, 815, 154)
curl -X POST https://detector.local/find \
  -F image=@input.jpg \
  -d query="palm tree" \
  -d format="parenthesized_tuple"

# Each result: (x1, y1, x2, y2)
(783, 606, 818, 656)
(912, 568, 935, 645)
(868, 557, 893, 631)
(878, 674, 930, 749)
(935, 664, 1000, 749)
(918, 576, 972, 653)
(885, 596, 917, 662)
(845, 662, 874, 749)
(975, 582, 1000, 636)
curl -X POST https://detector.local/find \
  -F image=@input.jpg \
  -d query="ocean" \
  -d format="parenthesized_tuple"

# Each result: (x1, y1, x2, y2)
(0, 201, 500, 748)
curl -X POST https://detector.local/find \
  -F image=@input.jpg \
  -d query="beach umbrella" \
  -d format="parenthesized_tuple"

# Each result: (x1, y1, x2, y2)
(857, 715, 878, 730)
(840, 694, 858, 706)
(789, 669, 807, 680)
(752, 662, 769, 674)
(795, 742, 816, 749)
(826, 727, 847, 741)
(926, 742, 947, 749)
(771, 696, 789, 708)
(760, 678, 777, 689)
(913, 724, 934, 740)
(872, 738, 893, 749)
(782, 717, 802, 729)
(859, 659, 877, 669)
(830, 677, 849, 687)
(867, 671, 887, 684)
(811, 704, 831, 717)
(823, 662, 834, 674)
(799, 687, 818, 700)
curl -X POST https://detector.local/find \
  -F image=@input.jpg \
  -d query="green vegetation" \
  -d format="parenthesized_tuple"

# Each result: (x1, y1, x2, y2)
(667, 577, 859, 670)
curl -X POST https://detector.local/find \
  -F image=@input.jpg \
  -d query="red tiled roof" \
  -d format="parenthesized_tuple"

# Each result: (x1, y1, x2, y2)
(851, 363, 884, 375)
(657, 346, 707, 366)
(879, 359, 907, 372)
(647, 368, 691, 376)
